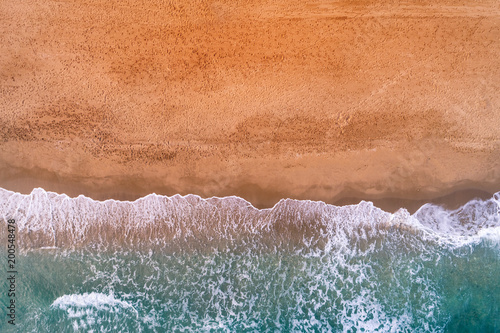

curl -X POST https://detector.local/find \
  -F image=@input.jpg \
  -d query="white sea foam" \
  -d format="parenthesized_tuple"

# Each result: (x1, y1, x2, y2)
(1, 187, 499, 251)
(50, 292, 139, 332)
(4, 188, 498, 332)
(51, 292, 136, 313)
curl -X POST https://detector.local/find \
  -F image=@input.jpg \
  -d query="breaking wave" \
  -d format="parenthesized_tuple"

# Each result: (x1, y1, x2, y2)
(1, 188, 499, 251)
(0, 187, 499, 332)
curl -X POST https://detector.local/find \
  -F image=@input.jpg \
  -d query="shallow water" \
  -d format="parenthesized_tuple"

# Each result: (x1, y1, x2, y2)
(1, 188, 499, 332)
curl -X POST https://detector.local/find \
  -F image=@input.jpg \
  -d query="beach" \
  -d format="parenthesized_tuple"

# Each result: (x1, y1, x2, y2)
(1, 0, 499, 208)
(2, 1, 500, 330)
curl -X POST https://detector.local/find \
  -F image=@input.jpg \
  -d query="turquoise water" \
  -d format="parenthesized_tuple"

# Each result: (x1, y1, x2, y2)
(1, 188, 499, 332)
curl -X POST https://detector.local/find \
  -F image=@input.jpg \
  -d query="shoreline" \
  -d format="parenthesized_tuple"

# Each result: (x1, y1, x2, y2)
(1, 163, 498, 214)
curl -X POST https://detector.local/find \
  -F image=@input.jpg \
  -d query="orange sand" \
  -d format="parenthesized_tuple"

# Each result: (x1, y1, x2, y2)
(1, 0, 499, 209)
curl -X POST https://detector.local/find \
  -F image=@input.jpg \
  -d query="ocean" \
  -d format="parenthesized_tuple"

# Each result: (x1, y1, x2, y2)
(1, 188, 499, 332)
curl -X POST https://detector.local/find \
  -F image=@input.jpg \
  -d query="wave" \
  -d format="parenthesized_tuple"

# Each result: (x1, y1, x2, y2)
(2, 187, 499, 332)
(0, 187, 499, 251)
(51, 292, 137, 314)
(49, 293, 139, 332)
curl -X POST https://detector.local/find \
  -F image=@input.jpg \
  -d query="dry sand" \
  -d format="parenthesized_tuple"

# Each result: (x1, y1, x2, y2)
(1, 0, 500, 210)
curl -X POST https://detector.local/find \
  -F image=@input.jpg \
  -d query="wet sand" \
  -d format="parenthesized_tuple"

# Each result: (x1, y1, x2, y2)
(1, 0, 499, 211)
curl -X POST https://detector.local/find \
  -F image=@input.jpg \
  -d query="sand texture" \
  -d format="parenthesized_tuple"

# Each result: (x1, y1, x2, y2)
(1, 0, 500, 207)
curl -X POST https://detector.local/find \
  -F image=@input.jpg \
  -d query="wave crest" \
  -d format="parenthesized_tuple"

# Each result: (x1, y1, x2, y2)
(1, 187, 499, 251)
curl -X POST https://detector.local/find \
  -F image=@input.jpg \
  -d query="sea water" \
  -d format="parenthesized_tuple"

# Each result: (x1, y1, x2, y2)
(0, 188, 499, 332)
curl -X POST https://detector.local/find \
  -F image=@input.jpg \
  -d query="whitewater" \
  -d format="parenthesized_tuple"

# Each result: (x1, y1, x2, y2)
(0, 187, 499, 332)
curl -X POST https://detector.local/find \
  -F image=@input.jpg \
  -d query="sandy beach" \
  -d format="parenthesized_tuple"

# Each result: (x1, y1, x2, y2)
(1, 0, 499, 210)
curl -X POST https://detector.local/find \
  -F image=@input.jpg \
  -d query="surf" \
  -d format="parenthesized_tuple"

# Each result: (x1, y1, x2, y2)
(0, 187, 499, 332)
